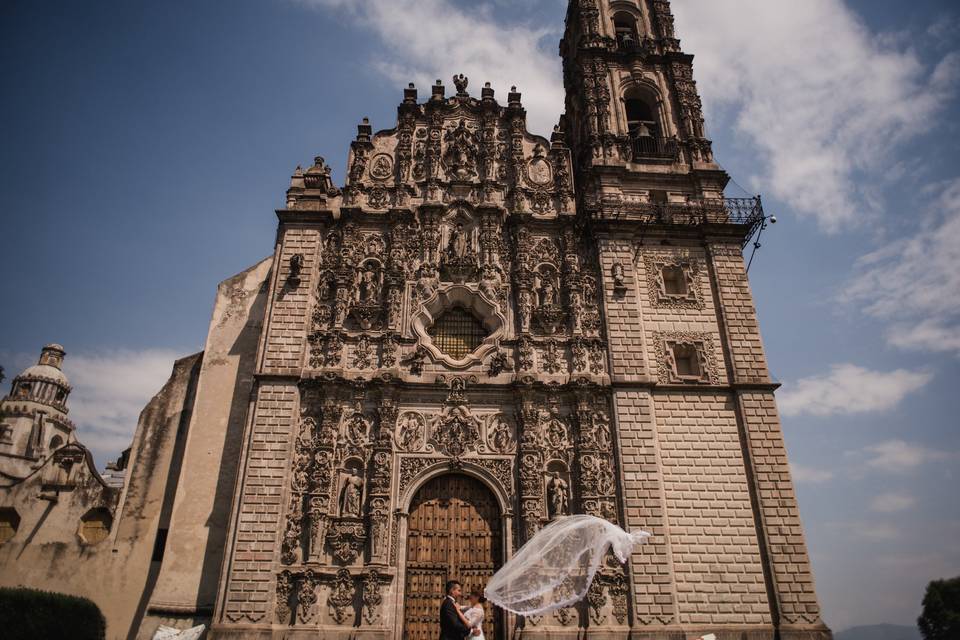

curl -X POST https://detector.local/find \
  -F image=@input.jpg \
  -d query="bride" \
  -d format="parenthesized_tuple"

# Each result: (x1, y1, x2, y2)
(456, 591, 487, 640)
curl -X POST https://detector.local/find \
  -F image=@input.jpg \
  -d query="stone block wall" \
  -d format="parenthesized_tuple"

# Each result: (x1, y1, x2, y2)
(739, 392, 823, 629)
(654, 392, 771, 627)
(613, 389, 676, 626)
(597, 235, 650, 383)
(707, 244, 770, 384)
(219, 382, 298, 625)
(261, 226, 321, 374)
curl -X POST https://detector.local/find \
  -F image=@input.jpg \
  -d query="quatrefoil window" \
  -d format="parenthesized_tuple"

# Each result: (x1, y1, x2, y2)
(428, 306, 489, 360)
(411, 284, 506, 369)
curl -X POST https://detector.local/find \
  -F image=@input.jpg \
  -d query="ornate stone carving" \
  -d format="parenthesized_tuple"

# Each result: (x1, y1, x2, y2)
(402, 346, 429, 376)
(369, 153, 394, 181)
(443, 119, 479, 181)
(350, 261, 385, 330)
(430, 404, 481, 463)
(487, 349, 512, 377)
(527, 144, 553, 186)
(611, 262, 627, 294)
(380, 332, 398, 368)
(644, 255, 704, 309)
(326, 518, 367, 564)
(587, 577, 607, 625)
(540, 339, 563, 374)
(352, 335, 373, 369)
(297, 570, 318, 624)
(487, 414, 515, 454)
(398, 456, 440, 497)
(396, 412, 426, 452)
(362, 569, 385, 625)
(608, 571, 628, 624)
(328, 568, 355, 625)
(276, 570, 294, 624)
(547, 471, 569, 518)
(518, 336, 535, 372)
(344, 413, 370, 448)
(654, 331, 720, 384)
(471, 457, 514, 497)
(340, 470, 364, 516)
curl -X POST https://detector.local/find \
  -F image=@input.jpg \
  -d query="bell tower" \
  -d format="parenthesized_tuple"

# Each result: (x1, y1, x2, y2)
(562, 1, 833, 639)
(561, 0, 726, 208)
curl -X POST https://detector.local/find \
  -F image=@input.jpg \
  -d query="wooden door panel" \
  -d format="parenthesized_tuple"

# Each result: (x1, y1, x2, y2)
(404, 474, 502, 639)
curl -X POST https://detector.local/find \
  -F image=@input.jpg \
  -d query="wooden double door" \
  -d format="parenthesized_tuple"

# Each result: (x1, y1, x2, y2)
(403, 473, 503, 639)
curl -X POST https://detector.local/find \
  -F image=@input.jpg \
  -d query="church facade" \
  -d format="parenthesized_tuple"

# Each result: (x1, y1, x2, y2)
(0, 1, 832, 639)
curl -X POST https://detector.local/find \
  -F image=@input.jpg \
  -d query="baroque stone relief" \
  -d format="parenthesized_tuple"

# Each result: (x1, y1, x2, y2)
(643, 254, 704, 309)
(653, 330, 720, 385)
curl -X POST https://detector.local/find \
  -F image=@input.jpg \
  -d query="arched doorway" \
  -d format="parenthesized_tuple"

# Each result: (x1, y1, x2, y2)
(403, 473, 503, 639)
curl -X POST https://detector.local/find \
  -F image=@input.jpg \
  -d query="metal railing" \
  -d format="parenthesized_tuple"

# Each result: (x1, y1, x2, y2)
(630, 135, 679, 161)
(602, 197, 766, 245)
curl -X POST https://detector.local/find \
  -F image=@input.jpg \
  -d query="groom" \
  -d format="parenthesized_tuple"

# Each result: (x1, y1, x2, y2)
(440, 580, 481, 639)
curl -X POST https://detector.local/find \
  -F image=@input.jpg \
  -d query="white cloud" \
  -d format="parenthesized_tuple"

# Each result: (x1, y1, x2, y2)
(64, 349, 187, 464)
(777, 364, 931, 417)
(296, 0, 565, 135)
(843, 178, 960, 356)
(672, 0, 960, 231)
(869, 491, 916, 513)
(854, 439, 954, 473)
(791, 462, 835, 485)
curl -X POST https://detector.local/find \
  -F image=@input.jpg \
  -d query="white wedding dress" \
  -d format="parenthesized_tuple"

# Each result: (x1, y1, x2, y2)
(462, 605, 485, 639)
(484, 515, 650, 616)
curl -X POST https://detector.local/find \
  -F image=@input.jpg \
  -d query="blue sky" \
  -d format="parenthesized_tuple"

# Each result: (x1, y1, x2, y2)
(1, 0, 958, 632)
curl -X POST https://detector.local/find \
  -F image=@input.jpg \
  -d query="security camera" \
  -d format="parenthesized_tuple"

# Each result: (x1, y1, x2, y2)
(769, 215, 777, 224)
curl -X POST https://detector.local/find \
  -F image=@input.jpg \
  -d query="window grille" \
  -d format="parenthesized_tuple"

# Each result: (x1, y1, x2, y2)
(428, 307, 487, 359)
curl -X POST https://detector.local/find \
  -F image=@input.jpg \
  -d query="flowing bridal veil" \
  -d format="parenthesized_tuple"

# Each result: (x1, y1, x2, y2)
(484, 515, 650, 616)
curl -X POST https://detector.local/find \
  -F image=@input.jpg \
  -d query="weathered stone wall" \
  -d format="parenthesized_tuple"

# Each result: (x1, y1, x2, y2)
(218, 382, 298, 627)
(0, 352, 201, 640)
(140, 257, 272, 637)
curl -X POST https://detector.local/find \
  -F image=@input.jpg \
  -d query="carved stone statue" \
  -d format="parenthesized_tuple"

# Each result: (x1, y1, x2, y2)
(341, 470, 363, 517)
(447, 223, 469, 259)
(612, 263, 626, 291)
(549, 472, 569, 517)
(357, 268, 381, 303)
(488, 417, 513, 453)
(398, 413, 424, 451)
(540, 277, 557, 307)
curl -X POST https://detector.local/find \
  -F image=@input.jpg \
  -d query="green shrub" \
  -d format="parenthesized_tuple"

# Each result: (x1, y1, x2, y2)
(0, 587, 106, 640)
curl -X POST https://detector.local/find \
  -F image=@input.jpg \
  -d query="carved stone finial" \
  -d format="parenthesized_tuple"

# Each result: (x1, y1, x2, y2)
(453, 74, 469, 96)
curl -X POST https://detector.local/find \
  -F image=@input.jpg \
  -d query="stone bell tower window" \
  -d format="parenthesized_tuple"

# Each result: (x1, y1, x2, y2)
(428, 307, 488, 360)
(613, 13, 638, 48)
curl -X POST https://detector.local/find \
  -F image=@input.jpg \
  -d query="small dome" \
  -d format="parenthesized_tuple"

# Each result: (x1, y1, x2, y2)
(10, 344, 71, 390)
(18, 363, 70, 388)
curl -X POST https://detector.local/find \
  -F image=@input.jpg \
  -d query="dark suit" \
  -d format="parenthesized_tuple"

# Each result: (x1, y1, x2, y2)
(439, 596, 470, 640)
